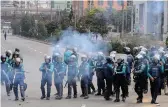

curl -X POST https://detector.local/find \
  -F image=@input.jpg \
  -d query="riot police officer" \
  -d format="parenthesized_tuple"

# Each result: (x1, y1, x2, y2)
(39, 55, 54, 100)
(5, 50, 14, 91)
(103, 57, 114, 100)
(13, 58, 26, 101)
(78, 55, 90, 99)
(133, 54, 147, 103)
(53, 54, 66, 100)
(148, 54, 163, 104)
(164, 54, 168, 95)
(1, 55, 11, 96)
(66, 55, 78, 99)
(95, 52, 105, 96)
(114, 58, 127, 102)
(88, 54, 96, 94)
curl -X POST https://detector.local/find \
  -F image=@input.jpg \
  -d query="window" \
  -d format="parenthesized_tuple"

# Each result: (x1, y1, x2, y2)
(98, 0, 104, 5)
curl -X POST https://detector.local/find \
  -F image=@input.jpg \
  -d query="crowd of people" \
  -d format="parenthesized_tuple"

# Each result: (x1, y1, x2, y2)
(1, 45, 168, 105)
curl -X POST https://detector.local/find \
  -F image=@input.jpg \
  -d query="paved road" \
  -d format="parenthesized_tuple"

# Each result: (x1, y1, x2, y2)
(1, 35, 168, 107)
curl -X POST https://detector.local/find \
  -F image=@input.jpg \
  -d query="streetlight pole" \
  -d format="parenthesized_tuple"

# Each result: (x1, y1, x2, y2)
(131, 4, 134, 36)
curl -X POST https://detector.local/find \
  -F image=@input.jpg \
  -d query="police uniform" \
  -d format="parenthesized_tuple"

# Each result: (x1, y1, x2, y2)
(103, 58, 114, 100)
(114, 61, 127, 102)
(13, 63, 26, 101)
(53, 61, 66, 99)
(148, 61, 163, 104)
(39, 62, 54, 100)
(78, 61, 90, 99)
(134, 59, 147, 103)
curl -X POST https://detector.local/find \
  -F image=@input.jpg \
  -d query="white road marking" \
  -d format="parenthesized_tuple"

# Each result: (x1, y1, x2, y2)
(34, 50, 36, 52)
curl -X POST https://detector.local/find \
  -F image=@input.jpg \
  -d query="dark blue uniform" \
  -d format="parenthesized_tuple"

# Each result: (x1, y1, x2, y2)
(78, 61, 90, 98)
(39, 62, 54, 99)
(103, 62, 114, 100)
(148, 62, 163, 103)
(53, 61, 66, 99)
(13, 64, 25, 100)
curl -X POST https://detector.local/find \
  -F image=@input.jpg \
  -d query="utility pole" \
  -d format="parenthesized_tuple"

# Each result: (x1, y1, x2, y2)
(121, 1, 125, 38)
(131, 4, 134, 36)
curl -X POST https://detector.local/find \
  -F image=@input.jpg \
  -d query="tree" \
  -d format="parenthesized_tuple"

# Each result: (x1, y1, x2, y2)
(37, 21, 48, 39)
(45, 21, 58, 34)
(20, 14, 35, 37)
(85, 8, 108, 38)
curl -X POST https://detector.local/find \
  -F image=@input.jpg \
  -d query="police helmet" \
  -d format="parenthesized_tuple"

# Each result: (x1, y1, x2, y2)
(69, 55, 76, 61)
(135, 54, 143, 60)
(117, 58, 124, 64)
(15, 48, 20, 52)
(6, 50, 12, 57)
(153, 54, 160, 61)
(106, 57, 112, 63)
(1, 55, 6, 62)
(81, 54, 87, 61)
(45, 55, 51, 62)
(139, 51, 146, 56)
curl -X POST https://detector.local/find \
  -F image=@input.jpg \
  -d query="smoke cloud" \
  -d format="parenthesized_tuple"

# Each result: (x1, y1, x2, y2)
(51, 27, 109, 55)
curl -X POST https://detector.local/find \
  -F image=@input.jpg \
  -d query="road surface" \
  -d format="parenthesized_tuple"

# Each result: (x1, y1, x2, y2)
(1, 35, 168, 107)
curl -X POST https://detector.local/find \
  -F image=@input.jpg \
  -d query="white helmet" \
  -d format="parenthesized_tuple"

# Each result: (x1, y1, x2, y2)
(7, 50, 12, 54)
(45, 55, 51, 60)
(98, 51, 104, 56)
(139, 51, 146, 56)
(153, 54, 160, 61)
(141, 47, 147, 52)
(135, 54, 143, 59)
(164, 54, 168, 58)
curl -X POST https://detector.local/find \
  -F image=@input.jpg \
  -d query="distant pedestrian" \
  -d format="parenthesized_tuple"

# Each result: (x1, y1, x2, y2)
(4, 32, 7, 40)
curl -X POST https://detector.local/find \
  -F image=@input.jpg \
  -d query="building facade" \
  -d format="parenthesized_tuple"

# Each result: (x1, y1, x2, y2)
(134, 1, 167, 40)
(72, 0, 127, 18)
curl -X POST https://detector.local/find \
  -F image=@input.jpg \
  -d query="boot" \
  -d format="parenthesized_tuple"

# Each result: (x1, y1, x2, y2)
(122, 97, 126, 102)
(21, 97, 25, 101)
(74, 95, 77, 98)
(46, 97, 50, 100)
(114, 92, 120, 102)
(40, 96, 46, 100)
(84, 95, 89, 99)
(137, 99, 142, 103)
(15, 97, 19, 101)
(65, 96, 71, 99)
(80, 94, 85, 97)
(55, 95, 62, 100)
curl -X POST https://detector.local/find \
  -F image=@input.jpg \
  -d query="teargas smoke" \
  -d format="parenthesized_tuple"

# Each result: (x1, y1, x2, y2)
(52, 27, 109, 55)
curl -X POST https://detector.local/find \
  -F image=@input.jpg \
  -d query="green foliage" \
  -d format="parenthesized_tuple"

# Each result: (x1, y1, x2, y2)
(166, 36, 168, 46)
(37, 21, 48, 39)
(84, 8, 108, 37)
(45, 21, 58, 34)
(110, 40, 125, 53)
(20, 14, 35, 36)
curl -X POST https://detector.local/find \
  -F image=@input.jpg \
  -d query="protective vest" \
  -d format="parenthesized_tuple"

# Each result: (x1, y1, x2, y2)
(150, 65, 160, 77)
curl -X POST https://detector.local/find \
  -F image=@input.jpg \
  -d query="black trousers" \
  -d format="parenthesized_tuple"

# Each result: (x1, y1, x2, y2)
(104, 78, 112, 99)
(115, 75, 127, 99)
(134, 75, 146, 100)
(97, 77, 105, 94)
(68, 79, 77, 97)
(150, 78, 160, 102)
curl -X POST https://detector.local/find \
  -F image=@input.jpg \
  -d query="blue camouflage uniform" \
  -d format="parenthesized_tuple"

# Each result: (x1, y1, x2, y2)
(39, 62, 54, 98)
(53, 61, 66, 98)
(1, 61, 11, 95)
(13, 63, 25, 99)
(66, 58, 78, 98)
(78, 61, 90, 98)
(148, 61, 163, 103)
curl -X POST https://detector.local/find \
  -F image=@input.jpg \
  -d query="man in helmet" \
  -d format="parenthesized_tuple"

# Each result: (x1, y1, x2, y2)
(95, 52, 105, 96)
(66, 55, 78, 99)
(103, 57, 114, 100)
(114, 58, 127, 102)
(164, 54, 168, 95)
(13, 57, 26, 101)
(87, 53, 96, 94)
(147, 54, 164, 105)
(64, 49, 73, 65)
(39, 55, 54, 100)
(1, 55, 11, 96)
(133, 54, 148, 103)
(6, 50, 14, 91)
(53, 54, 66, 100)
(78, 55, 90, 99)
(125, 47, 134, 97)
